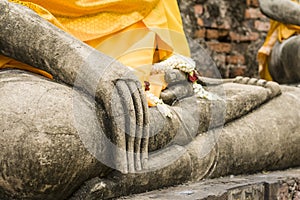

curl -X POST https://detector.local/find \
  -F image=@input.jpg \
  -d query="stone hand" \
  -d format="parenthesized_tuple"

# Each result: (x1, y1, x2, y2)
(0, 0, 149, 173)
(160, 69, 194, 105)
(86, 59, 150, 173)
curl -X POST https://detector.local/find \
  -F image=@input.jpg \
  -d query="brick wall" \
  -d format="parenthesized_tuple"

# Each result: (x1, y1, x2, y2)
(179, 0, 270, 79)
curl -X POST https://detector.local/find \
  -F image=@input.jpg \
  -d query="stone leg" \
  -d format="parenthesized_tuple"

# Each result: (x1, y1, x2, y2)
(0, 70, 111, 200)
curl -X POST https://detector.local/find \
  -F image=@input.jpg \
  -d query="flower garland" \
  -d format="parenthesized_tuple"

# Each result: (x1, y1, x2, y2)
(153, 54, 219, 100)
(145, 90, 173, 118)
(146, 54, 219, 118)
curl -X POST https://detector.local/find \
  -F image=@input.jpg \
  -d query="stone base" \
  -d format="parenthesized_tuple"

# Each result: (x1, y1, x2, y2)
(121, 168, 300, 200)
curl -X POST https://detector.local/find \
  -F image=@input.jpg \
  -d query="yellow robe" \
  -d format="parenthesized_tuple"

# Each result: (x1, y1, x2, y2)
(257, 0, 300, 81)
(2, 0, 190, 105)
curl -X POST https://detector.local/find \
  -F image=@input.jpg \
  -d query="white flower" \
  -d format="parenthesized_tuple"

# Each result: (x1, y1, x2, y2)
(145, 91, 172, 118)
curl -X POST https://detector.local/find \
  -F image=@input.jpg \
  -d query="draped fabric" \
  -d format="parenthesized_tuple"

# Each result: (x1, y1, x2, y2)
(257, 0, 300, 81)
(3, 0, 191, 104)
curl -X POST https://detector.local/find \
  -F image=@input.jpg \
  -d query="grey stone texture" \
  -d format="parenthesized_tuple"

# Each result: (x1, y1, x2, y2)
(120, 168, 300, 200)
(1, 69, 299, 199)
(0, 70, 111, 199)
(0, 0, 150, 175)
(0, 0, 300, 199)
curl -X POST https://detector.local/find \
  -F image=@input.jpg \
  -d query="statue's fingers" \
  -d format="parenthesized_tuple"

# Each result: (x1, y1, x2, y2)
(160, 82, 194, 105)
(115, 80, 149, 172)
(127, 81, 145, 171)
(115, 80, 137, 173)
(136, 83, 150, 169)
(109, 82, 128, 173)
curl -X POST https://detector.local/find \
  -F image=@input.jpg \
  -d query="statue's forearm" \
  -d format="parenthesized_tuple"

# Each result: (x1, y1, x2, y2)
(0, 0, 138, 104)
(0, 0, 130, 91)
(0, 0, 149, 174)
(259, 0, 300, 26)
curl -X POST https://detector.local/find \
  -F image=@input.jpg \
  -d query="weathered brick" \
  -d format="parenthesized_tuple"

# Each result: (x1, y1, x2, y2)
(213, 53, 226, 66)
(211, 20, 231, 30)
(245, 8, 266, 19)
(253, 0, 259, 7)
(230, 31, 260, 42)
(246, 0, 251, 6)
(194, 29, 206, 38)
(194, 4, 204, 17)
(202, 18, 214, 28)
(197, 18, 204, 27)
(206, 29, 219, 39)
(229, 65, 247, 77)
(219, 30, 230, 37)
(206, 29, 229, 39)
(207, 41, 232, 53)
(188, 0, 271, 78)
(247, 0, 259, 7)
(226, 55, 246, 65)
(232, 43, 249, 54)
(254, 20, 270, 32)
(278, 183, 289, 199)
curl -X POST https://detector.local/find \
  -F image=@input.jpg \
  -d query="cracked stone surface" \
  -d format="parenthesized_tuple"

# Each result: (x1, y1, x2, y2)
(120, 168, 300, 200)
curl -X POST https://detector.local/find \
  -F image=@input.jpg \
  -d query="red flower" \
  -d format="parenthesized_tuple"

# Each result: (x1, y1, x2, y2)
(144, 81, 150, 91)
(188, 71, 198, 83)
